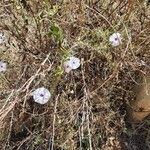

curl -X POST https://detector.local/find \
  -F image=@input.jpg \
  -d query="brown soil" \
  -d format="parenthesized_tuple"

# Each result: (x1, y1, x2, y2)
(129, 75, 150, 122)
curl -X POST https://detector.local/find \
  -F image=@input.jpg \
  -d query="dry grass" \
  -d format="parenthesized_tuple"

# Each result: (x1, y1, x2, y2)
(0, 0, 150, 150)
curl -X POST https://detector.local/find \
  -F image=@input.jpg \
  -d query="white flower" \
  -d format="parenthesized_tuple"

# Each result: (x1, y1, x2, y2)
(63, 56, 80, 73)
(109, 33, 122, 46)
(63, 61, 72, 73)
(0, 33, 6, 44)
(68, 56, 81, 69)
(0, 61, 7, 72)
(32, 87, 51, 104)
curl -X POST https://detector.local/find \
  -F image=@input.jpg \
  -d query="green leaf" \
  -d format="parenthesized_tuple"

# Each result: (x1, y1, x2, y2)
(48, 24, 63, 43)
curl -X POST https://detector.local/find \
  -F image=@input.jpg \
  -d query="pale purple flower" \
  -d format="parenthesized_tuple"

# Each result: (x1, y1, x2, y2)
(64, 56, 80, 73)
(32, 87, 51, 104)
(109, 33, 122, 46)
(0, 61, 7, 72)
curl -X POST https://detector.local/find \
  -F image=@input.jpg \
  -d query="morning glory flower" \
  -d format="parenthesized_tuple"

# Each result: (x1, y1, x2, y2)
(0, 33, 6, 44)
(68, 56, 81, 69)
(63, 61, 72, 73)
(32, 87, 51, 104)
(109, 33, 122, 46)
(63, 56, 80, 73)
(0, 61, 7, 72)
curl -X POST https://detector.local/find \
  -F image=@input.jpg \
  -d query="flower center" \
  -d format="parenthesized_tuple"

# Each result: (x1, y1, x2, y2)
(40, 94, 44, 97)
(66, 65, 69, 68)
